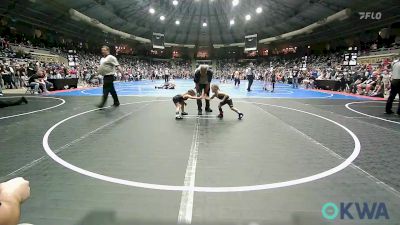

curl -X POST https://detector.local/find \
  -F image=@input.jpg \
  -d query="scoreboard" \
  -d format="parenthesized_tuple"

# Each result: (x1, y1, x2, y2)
(244, 34, 257, 52)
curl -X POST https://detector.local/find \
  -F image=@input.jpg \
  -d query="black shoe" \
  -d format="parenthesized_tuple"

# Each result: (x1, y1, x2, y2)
(181, 112, 188, 116)
(21, 97, 28, 104)
(96, 104, 104, 108)
(198, 110, 203, 115)
(113, 102, 120, 107)
(238, 113, 244, 120)
(205, 108, 213, 113)
(385, 110, 394, 115)
(217, 114, 223, 118)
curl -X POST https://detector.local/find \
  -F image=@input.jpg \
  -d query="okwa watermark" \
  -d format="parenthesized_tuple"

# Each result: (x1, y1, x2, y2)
(359, 12, 382, 20)
(321, 202, 389, 220)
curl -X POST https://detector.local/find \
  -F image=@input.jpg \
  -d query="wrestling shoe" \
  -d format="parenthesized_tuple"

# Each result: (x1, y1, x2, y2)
(198, 110, 203, 115)
(238, 113, 244, 120)
(217, 114, 223, 118)
(113, 102, 120, 107)
(385, 110, 394, 115)
(205, 108, 213, 113)
(175, 115, 183, 120)
(181, 112, 188, 116)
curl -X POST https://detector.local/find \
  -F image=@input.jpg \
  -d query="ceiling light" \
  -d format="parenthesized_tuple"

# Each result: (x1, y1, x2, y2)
(149, 8, 155, 14)
(172, 0, 178, 6)
(232, 0, 239, 7)
(175, 20, 180, 25)
(202, 22, 207, 27)
(230, 19, 235, 25)
(245, 14, 251, 20)
(256, 7, 262, 13)
(160, 15, 165, 21)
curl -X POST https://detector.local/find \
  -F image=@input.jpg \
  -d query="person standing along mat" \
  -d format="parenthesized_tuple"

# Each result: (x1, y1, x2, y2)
(271, 70, 276, 92)
(97, 46, 120, 108)
(233, 70, 240, 87)
(194, 65, 213, 115)
(246, 62, 255, 92)
(0, 97, 28, 108)
(164, 68, 170, 83)
(292, 66, 299, 89)
(386, 59, 400, 115)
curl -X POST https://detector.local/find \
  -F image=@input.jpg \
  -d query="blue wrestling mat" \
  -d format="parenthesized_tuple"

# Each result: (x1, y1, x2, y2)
(51, 79, 367, 100)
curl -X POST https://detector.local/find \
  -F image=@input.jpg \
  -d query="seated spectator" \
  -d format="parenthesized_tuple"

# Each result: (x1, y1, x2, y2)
(28, 72, 41, 94)
(0, 177, 31, 225)
(41, 71, 53, 91)
(350, 73, 366, 93)
(370, 75, 385, 98)
(381, 70, 391, 94)
(357, 75, 376, 95)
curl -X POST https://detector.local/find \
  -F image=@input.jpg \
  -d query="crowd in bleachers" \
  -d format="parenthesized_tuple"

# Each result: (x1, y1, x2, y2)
(0, 33, 194, 94)
(0, 30, 397, 98)
(215, 53, 394, 97)
(75, 53, 192, 86)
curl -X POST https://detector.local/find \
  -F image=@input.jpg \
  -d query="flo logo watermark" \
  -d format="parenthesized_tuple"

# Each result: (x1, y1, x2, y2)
(359, 12, 382, 20)
(321, 202, 389, 220)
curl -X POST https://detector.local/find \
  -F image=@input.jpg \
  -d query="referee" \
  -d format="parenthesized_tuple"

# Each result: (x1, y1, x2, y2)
(97, 46, 120, 108)
(246, 62, 255, 92)
(386, 59, 400, 115)
(194, 65, 213, 115)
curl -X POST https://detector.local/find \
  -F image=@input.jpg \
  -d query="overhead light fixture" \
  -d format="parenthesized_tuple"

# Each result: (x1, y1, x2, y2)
(230, 19, 235, 25)
(202, 22, 207, 27)
(245, 14, 251, 20)
(149, 8, 155, 14)
(256, 7, 262, 14)
(232, 0, 239, 7)
(160, 15, 165, 21)
(175, 20, 180, 25)
(172, 0, 178, 6)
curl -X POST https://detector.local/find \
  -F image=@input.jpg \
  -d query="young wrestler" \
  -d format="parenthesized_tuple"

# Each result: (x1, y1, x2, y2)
(209, 84, 244, 119)
(172, 89, 203, 120)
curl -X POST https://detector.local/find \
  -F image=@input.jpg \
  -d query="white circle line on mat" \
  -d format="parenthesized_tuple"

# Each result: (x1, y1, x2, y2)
(0, 96, 65, 120)
(345, 101, 400, 125)
(42, 100, 360, 192)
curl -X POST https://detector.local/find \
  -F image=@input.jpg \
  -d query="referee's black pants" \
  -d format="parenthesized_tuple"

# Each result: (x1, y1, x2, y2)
(247, 75, 254, 91)
(99, 75, 120, 107)
(386, 79, 400, 114)
(196, 83, 211, 111)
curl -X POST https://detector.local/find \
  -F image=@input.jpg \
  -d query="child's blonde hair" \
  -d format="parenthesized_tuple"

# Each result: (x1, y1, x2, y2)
(187, 89, 196, 96)
(211, 84, 220, 91)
